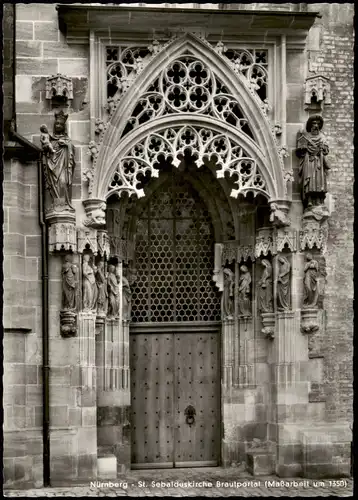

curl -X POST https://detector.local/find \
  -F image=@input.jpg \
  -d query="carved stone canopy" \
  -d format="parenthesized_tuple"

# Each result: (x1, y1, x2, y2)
(304, 74, 331, 108)
(45, 74, 73, 102)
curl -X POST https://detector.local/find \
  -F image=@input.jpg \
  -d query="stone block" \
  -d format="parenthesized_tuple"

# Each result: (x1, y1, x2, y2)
(247, 451, 275, 476)
(43, 42, 88, 59)
(78, 454, 97, 479)
(50, 387, 77, 407)
(25, 259, 39, 281)
(25, 280, 42, 306)
(286, 51, 305, 84)
(4, 233, 25, 256)
(69, 408, 82, 427)
(50, 456, 77, 482)
(3, 458, 15, 484)
(97, 455, 117, 479)
(4, 335, 26, 363)
(81, 388, 96, 407)
(4, 364, 26, 386)
(50, 405, 69, 427)
(17, 3, 58, 22)
(26, 385, 42, 406)
(34, 21, 59, 41)
(51, 366, 71, 386)
(26, 364, 39, 384)
(17, 41, 42, 58)
(82, 407, 97, 427)
(277, 463, 303, 477)
(77, 428, 97, 455)
(11, 304, 36, 330)
(16, 21, 34, 41)
(59, 58, 88, 77)
(17, 58, 58, 76)
(68, 120, 90, 145)
(278, 443, 303, 465)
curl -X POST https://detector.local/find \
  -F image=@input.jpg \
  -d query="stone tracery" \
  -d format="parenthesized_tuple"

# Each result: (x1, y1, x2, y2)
(121, 55, 255, 140)
(107, 125, 268, 200)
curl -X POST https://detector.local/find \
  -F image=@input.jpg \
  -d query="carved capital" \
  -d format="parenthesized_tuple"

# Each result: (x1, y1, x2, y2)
(255, 227, 273, 258)
(222, 240, 238, 264)
(300, 206, 329, 251)
(77, 227, 98, 255)
(304, 74, 331, 108)
(83, 198, 107, 229)
(237, 245, 255, 263)
(45, 73, 73, 102)
(274, 227, 297, 254)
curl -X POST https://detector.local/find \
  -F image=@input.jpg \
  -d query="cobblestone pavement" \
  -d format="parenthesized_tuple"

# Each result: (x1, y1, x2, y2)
(4, 468, 353, 497)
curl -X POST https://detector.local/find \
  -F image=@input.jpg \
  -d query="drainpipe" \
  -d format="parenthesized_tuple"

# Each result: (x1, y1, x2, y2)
(9, 124, 51, 487)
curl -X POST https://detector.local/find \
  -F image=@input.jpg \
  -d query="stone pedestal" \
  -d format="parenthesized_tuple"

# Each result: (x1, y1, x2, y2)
(261, 312, 275, 340)
(46, 207, 77, 253)
(247, 448, 275, 476)
(301, 307, 319, 334)
(60, 310, 77, 337)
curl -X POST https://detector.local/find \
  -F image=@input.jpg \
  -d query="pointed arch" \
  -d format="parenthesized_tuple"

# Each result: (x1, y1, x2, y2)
(92, 32, 286, 203)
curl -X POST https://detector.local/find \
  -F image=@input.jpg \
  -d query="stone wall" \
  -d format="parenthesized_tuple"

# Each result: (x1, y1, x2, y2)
(3, 1, 353, 487)
(305, 3, 354, 424)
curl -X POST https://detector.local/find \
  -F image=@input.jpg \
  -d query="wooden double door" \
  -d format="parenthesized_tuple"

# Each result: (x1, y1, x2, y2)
(130, 324, 221, 469)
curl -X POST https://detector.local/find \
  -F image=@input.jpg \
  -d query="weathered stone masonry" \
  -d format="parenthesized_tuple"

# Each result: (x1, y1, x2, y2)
(3, 2, 353, 489)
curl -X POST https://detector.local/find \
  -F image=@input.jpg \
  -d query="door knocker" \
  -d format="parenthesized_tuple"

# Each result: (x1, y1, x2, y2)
(184, 405, 196, 427)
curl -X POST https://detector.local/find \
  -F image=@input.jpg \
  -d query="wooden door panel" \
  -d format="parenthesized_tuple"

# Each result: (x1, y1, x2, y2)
(130, 333, 174, 468)
(174, 332, 220, 467)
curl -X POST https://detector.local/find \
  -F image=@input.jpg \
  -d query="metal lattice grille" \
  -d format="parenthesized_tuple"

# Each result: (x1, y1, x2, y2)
(131, 177, 221, 323)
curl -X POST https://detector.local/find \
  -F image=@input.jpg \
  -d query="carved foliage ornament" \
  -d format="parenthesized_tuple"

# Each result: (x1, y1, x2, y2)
(108, 126, 268, 201)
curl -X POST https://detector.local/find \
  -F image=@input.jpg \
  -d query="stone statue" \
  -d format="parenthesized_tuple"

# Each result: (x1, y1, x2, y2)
(258, 259, 273, 313)
(122, 274, 132, 321)
(303, 253, 319, 308)
(277, 256, 291, 311)
(238, 265, 252, 317)
(82, 254, 98, 311)
(40, 110, 76, 209)
(296, 115, 330, 208)
(115, 263, 132, 321)
(61, 254, 78, 310)
(269, 203, 290, 227)
(107, 264, 120, 318)
(95, 260, 108, 316)
(222, 268, 234, 320)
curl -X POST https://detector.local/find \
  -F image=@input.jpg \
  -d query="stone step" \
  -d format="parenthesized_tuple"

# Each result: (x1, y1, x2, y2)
(97, 448, 117, 479)
(246, 450, 275, 476)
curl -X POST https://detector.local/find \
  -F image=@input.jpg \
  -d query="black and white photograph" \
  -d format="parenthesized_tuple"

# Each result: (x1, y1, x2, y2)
(2, 1, 354, 497)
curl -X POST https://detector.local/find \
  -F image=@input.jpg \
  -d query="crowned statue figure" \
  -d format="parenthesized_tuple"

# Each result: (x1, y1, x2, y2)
(40, 110, 76, 211)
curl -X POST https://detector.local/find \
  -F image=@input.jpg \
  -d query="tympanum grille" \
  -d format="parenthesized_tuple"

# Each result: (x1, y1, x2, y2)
(131, 177, 221, 323)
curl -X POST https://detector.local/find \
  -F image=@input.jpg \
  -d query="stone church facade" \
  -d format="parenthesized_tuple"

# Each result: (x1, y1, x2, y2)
(3, 3, 353, 488)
